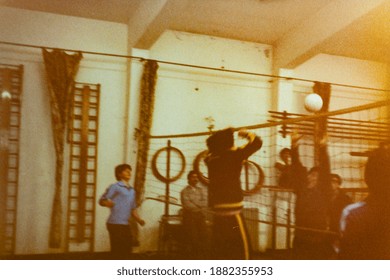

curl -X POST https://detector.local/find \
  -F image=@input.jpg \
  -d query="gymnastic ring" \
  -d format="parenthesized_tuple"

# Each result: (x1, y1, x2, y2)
(193, 150, 209, 185)
(193, 151, 264, 195)
(242, 160, 264, 196)
(151, 146, 186, 183)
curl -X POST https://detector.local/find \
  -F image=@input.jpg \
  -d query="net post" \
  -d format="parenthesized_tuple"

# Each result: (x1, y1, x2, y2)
(164, 140, 171, 216)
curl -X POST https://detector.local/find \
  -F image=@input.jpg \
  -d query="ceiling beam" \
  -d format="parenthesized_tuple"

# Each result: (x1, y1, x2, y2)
(127, 0, 169, 49)
(127, 0, 188, 49)
(273, 0, 389, 69)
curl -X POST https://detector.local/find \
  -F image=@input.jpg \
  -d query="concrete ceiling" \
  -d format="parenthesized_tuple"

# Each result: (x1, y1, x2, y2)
(1, 0, 390, 68)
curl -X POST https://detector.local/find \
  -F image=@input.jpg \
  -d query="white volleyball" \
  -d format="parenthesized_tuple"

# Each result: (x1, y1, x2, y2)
(304, 93, 323, 112)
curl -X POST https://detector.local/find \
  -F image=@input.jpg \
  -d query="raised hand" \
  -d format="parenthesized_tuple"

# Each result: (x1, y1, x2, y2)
(291, 129, 303, 148)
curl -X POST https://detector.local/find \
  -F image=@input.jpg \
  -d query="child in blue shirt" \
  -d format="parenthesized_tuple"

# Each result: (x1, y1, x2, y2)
(99, 164, 145, 258)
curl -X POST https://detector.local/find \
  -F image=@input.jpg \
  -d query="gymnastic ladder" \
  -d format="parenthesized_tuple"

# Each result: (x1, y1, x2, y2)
(0, 64, 23, 256)
(65, 83, 100, 253)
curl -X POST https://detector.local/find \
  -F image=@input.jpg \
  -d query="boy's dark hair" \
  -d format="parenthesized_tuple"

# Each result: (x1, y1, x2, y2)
(187, 170, 197, 180)
(364, 147, 390, 196)
(115, 164, 132, 180)
(279, 148, 291, 157)
(206, 128, 234, 154)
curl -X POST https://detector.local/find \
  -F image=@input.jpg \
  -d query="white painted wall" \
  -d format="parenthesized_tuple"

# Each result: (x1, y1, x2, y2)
(0, 7, 129, 254)
(150, 30, 273, 134)
(293, 54, 389, 112)
(0, 7, 127, 54)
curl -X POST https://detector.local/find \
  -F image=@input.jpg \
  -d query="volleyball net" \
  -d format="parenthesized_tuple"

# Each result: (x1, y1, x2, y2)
(144, 98, 390, 251)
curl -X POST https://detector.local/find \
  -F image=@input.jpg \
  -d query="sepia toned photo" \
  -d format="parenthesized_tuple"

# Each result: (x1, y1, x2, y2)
(0, 0, 389, 263)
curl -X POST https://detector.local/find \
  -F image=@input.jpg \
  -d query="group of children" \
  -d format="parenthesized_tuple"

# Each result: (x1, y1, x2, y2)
(99, 128, 390, 260)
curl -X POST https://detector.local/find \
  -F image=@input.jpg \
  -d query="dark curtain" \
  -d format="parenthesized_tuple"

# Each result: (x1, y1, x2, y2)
(134, 60, 159, 206)
(42, 48, 82, 248)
